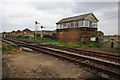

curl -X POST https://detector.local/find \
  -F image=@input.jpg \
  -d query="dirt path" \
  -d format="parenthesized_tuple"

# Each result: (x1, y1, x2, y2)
(2, 50, 103, 78)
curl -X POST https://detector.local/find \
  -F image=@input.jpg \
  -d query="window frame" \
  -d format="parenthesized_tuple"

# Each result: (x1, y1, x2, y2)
(85, 21, 89, 27)
(75, 21, 79, 27)
(79, 21, 84, 27)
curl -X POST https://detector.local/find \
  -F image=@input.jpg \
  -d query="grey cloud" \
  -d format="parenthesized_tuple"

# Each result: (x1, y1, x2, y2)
(72, 2, 117, 13)
(1, 2, 118, 35)
(31, 2, 69, 10)
(103, 9, 118, 20)
(118, 2, 120, 34)
(8, 14, 34, 18)
(30, 2, 74, 14)
(82, 2, 117, 10)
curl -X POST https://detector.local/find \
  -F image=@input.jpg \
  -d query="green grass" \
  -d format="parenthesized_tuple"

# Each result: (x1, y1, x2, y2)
(31, 37, 102, 48)
(5, 35, 102, 48)
(2, 45, 18, 54)
(6, 35, 29, 40)
(32, 37, 58, 44)
(85, 42, 102, 48)
(32, 37, 86, 48)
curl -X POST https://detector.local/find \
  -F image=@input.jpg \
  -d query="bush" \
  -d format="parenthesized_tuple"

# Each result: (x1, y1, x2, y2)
(2, 45, 18, 54)
(85, 42, 102, 48)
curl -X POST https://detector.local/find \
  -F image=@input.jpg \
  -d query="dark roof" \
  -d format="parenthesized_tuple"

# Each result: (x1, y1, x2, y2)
(16, 30, 21, 33)
(11, 31, 16, 33)
(22, 28, 32, 32)
(56, 13, 98, 24)
(97, 31, 103, 33)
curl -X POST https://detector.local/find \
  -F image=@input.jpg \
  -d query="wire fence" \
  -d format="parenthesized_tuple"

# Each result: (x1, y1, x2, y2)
(101, 39, 120, 48)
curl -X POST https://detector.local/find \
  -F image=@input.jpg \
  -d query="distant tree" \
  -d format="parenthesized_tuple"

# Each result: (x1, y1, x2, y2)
(3, 31, 6, 34)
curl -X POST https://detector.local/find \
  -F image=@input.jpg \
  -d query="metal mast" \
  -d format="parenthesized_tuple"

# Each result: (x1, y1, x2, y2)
(35, 21, 40, 37)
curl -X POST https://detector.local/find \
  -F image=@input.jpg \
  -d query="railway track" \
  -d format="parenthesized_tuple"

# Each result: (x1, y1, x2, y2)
(41, 44, 120, 62)
(2, 38, 120, 79)
(5, 38, 120, 64)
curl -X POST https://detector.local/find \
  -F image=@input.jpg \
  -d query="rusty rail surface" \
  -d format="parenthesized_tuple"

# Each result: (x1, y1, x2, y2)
(2, 38, 120, 79)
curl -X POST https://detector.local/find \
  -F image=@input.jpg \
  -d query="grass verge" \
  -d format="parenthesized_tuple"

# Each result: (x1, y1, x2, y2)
(6, 35, 102, 48)
(2, 45, 19, 54)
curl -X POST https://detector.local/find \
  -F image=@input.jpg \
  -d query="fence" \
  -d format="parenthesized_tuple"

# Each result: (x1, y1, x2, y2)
(102, 39, 120, 48)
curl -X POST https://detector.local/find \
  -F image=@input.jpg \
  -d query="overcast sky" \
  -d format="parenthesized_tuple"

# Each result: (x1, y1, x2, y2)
(0, 1, 119, 35)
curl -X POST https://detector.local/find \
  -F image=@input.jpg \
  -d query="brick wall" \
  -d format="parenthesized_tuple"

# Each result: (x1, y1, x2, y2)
(56, 27, 97, 43)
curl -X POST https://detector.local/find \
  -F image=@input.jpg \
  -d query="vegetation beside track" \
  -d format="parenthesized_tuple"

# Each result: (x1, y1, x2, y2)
(2, 43, 19, 54)
(5, 35, 102, 48)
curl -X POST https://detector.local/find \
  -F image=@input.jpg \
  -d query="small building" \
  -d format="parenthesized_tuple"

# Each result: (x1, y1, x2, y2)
(37, 30, 56, 38)
(2, 31, 11, 37)
(16, 30, 22, 35)
(22, 28, 34, 37)
(56, 12, 103, 43)
(10, 29, 34, 37)
(10, 30, 22, 36)
(11, 31, 16, 36)
(2, 28, 56, 38)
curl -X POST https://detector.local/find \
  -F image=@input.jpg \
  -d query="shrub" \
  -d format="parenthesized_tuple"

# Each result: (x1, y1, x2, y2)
(2, 45, 18, 54)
